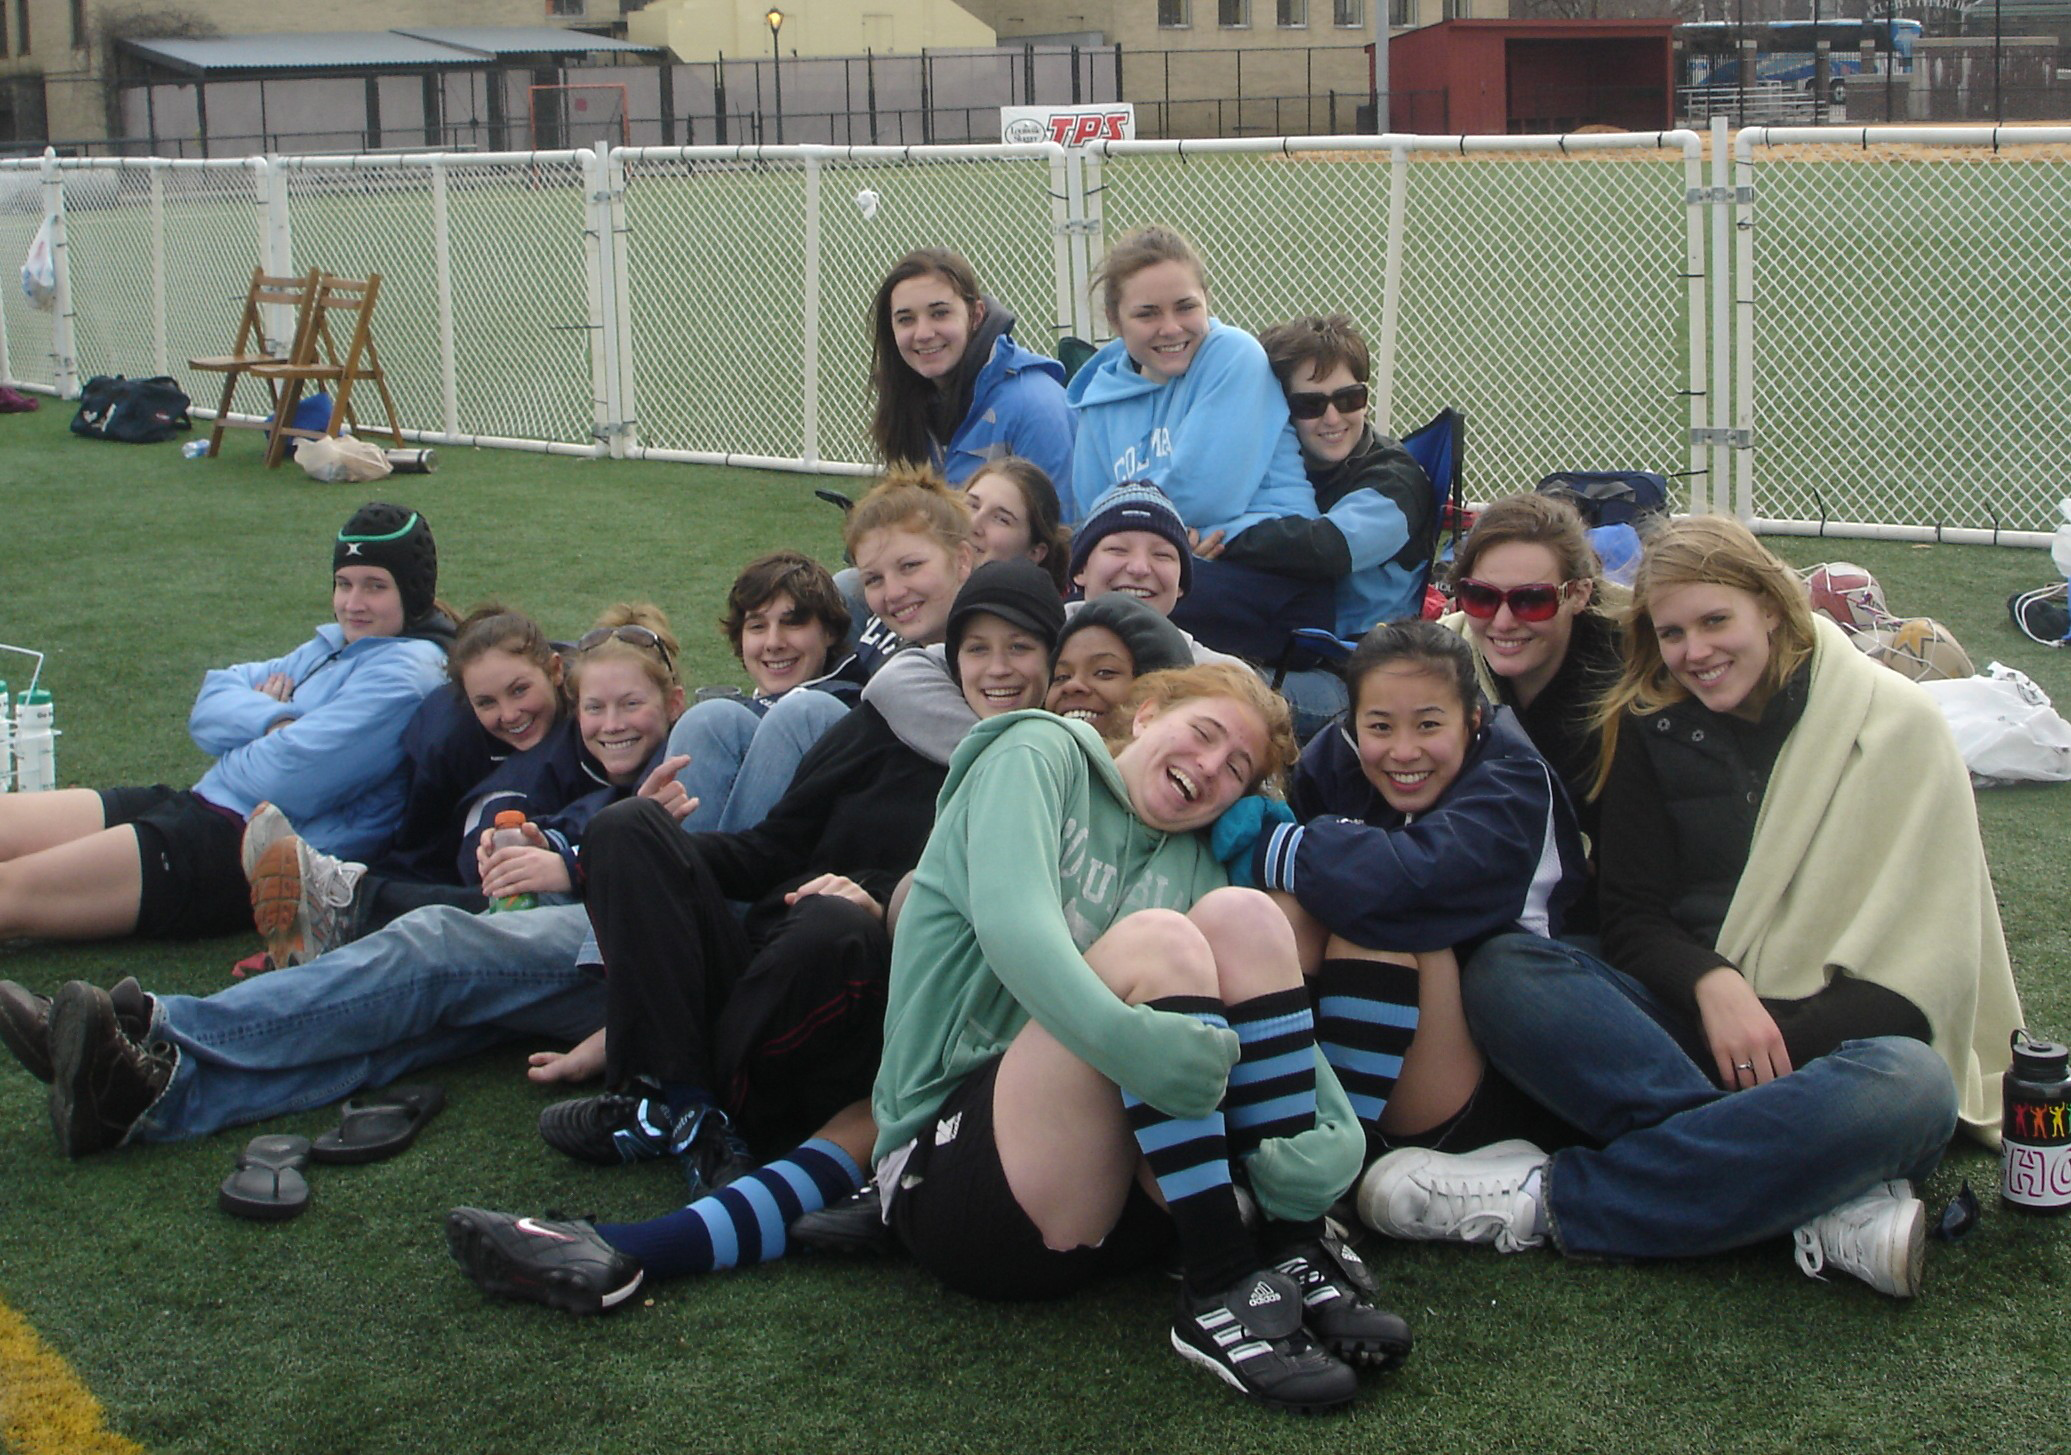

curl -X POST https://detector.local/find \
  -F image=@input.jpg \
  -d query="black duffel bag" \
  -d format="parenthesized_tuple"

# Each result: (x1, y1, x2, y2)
(70, 374, 193, 443)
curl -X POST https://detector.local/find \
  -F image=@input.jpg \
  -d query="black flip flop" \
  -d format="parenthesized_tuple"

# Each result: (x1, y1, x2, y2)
(311, 1085, 446, 1165)
(219, 1133, 313, 1221)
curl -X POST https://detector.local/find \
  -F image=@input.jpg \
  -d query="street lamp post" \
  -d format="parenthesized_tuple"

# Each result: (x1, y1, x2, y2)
(767, 8, 785, 145)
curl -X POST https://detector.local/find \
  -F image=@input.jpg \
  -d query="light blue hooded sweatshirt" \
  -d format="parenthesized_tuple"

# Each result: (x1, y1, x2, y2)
(1063, 319, 1318, 543)
(938, 331, 1075, 500)
(190, 624, 450, 861)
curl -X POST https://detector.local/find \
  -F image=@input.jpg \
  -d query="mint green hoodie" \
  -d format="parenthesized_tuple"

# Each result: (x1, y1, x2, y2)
(871, 710, 1363, 1221)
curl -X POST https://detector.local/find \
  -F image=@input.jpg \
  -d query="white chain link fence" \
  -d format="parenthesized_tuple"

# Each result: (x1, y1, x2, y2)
(1733, 125, 2071, 547)
(1081, 133, 1707, 509)
(4, 131, 2068, 545)
(612, 143, 1067, 470)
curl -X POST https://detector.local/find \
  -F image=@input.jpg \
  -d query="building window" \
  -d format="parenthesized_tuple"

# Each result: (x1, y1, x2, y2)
(70, 0, 86, 50)
(1335, 0, 1363, 24)
(547, 0, 586, 16)
(1158, 0, 1189, 26)
(1442, 0, 1466, 17)
(1278, 0, 1306, 24)
(16, 0, 28, 57)
(1219, 0, 1249, 26)
(1388, 0, 1412, 25)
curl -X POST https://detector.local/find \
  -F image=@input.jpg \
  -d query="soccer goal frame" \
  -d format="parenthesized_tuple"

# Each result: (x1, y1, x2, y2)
(527, 83, 631, 150)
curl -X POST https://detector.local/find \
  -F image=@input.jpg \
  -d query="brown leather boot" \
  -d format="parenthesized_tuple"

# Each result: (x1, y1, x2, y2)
(47, 981, 173, 1159)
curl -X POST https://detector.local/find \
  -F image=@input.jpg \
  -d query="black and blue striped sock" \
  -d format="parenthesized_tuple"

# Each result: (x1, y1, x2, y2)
(1124, 994, 1254, 1295)
(1315, 957, 1420, 1136)
(595, 1137, 862, 1279)
(1221, 987, 1320, 1162)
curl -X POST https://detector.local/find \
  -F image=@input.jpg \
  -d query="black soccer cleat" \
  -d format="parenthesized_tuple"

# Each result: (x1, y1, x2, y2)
(445, 1207, 644, 1316)
(1271, 1226, 1413, 1371)
(1171, 1268, 1357, 1414)
(537, 1092, 673, 1166)
(789, 1185, 895, 1258)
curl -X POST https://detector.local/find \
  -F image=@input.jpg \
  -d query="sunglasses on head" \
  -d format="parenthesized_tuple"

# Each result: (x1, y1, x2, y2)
(1454, 578, 1573, 623)
(1285, 384, 1370, 421)
(575, 624, 674, 671)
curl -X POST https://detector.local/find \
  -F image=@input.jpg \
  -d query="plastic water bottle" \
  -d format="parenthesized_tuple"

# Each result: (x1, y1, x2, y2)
(0, 680, 11, 791)
(486, 809, 538, 913)
(15, 688, 55, 793)
(181, 439, 210, 459)
(2003, 1028, 2071, 1214)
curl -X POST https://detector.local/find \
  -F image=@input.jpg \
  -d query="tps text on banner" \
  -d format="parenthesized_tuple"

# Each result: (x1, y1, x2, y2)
(1001, 104, 1137, 149)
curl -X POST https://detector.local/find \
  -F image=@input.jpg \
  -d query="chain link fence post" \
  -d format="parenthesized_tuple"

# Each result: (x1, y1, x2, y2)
(606, 143, 639, 458)
(800, 149, 824, 467)
(42, 150, 79, 398)
(432, 156, 460, 438)
(1371, 140, 1408, 436)
(148, 164, 168, 376)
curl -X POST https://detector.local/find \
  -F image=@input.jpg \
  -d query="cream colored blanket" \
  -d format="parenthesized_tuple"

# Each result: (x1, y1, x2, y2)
(1717, 617, 2023, 1146)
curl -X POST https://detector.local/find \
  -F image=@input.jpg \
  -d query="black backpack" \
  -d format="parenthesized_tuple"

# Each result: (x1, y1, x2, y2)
(70, 374, 193, 444)
(1535, 470, 1669, 530)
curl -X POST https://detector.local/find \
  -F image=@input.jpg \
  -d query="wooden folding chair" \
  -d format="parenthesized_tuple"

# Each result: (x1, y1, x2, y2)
(253, 273, 405, 469)
(185, 266, 322, 458)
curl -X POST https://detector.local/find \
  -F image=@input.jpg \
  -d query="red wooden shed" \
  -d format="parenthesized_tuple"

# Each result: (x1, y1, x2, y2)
(1389, 19, 1681, 136)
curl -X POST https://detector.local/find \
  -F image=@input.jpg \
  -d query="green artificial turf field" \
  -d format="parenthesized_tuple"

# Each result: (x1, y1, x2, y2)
(0, 400, 2067, 1454)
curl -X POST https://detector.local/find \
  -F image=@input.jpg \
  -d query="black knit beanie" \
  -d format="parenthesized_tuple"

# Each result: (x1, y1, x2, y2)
(334, 503, 437, 623)
(945, 558, 1068, 685)
(1057, 593, 1193, 677)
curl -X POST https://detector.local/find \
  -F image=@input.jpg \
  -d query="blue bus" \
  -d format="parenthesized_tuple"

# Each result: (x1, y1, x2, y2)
(1679, 19, 1925, 105)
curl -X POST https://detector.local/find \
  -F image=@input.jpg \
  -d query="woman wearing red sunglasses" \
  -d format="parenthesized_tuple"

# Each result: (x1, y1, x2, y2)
(1445, 494, 1622, 932)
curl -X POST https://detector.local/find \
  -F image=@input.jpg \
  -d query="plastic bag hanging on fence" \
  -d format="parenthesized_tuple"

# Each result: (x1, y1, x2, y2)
(20, 214, 56, 312)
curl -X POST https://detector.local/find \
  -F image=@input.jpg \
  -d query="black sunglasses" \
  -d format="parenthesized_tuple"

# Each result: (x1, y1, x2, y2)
(1285, 384, 1370, 421)
(575, 625, 674, 672)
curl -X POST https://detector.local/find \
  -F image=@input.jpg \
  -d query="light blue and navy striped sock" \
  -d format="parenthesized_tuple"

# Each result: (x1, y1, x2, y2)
(595, 1137, 862, 1280)
(1316, 957, 1420, 1137)
(1124, 994, 1254, 1295)
(1221, 987, 1320, 1162)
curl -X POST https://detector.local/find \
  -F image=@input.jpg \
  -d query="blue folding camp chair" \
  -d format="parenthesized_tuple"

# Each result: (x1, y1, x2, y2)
(1402, 406, 1465, 566)
(1268, 405, 1466, 684)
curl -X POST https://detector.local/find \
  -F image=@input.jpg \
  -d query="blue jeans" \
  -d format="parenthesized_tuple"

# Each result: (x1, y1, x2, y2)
(135, 903, 600, 1143)
(1276, 668, 1348, 744)
(669, 691, 849, 836)
(1461, 932, 1958, 1260)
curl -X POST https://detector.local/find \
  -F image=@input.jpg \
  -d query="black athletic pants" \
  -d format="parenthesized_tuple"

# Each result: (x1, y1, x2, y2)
(582, 797, 893, 1152)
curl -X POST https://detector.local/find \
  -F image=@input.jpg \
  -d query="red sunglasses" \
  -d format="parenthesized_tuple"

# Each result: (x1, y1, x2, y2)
(1454, 578, 1574, 623)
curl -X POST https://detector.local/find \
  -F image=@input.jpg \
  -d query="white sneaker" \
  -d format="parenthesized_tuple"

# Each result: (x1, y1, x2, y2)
(1357, 1139, 1549, 1253)
(1792, 1180, 1924, 1298)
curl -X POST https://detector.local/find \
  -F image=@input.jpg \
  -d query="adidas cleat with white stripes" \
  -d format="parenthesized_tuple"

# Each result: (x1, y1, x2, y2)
(1170, 1268, 1356, 1414)
(1271, 1226, 1413, 1371)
